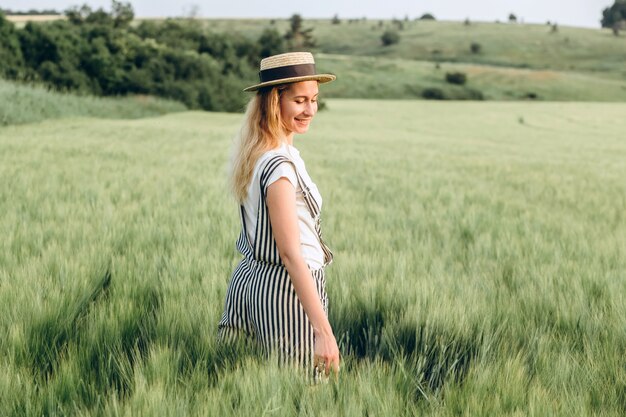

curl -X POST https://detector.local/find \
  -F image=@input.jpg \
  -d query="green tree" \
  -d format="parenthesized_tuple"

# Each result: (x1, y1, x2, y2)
(601, 0, 626, 28)
(64, 4, 93, 25)
(0, 11, 26, 78)
(258, 28, 285, 58)
(284, 14, 316, 50)
(18, 21, 92, 90)
(111, 0, 133, 28)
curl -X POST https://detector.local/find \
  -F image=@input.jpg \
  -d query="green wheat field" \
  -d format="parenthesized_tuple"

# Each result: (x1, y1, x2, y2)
(1, 99, 625, 416)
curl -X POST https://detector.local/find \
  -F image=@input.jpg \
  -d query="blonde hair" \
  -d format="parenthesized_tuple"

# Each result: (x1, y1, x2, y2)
(230, 85, 289, 202)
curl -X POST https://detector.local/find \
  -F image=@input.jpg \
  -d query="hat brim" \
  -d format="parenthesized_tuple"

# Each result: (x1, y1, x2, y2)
(243, 74, 336, 92)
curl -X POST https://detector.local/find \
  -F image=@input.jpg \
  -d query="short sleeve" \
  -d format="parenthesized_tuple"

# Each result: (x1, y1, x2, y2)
(264, 161, 298, 193)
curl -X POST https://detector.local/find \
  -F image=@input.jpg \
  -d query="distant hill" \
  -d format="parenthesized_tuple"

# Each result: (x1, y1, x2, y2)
(200, 18, 626, 102)
(2, 8, 63, 24)
(5, 15, 66, 24)
(204, 19, 626, 77)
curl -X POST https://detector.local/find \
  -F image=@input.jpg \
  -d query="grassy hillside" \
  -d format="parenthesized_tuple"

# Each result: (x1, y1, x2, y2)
(206, 19, 626, 77)
(315, 20, 626, 77)
(204, 18, 626, 101)
(0, 79, 187, 126)
(317, 53, 626, 101)
(1, 100, 625, 415)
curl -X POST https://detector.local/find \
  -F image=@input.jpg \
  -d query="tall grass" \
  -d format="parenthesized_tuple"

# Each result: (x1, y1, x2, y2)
(0, 101, 625, 415)
(0, 79, 186, 126)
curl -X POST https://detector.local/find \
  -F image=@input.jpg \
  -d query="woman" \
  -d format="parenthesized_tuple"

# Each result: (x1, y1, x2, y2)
(217, 52, 340, 379)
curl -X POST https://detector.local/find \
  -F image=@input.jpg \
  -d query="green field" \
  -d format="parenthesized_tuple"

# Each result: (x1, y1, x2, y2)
(1, 99, 625, 415)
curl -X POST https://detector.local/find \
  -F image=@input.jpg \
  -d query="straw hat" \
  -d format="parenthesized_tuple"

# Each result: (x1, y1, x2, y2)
(243, 52, 336, 92)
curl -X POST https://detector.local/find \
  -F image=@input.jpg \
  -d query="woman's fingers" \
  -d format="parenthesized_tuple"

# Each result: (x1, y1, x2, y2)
(314, 354, 339, 378)
(314, 355, 326, 373)
(314, 354, 324, 369)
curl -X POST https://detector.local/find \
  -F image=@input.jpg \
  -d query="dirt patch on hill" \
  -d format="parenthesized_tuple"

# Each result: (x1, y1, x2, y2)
(6, 15, 67, 23)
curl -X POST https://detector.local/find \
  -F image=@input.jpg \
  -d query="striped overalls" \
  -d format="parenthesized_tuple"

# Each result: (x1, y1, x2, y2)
(217, 155, 333, 370)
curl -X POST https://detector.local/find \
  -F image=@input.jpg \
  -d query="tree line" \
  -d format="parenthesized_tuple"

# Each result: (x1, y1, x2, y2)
(0, 2, 292, 112)
(0, 8, 61, 15)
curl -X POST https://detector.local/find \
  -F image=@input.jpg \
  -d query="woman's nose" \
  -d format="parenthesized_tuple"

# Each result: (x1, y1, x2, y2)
(304, 101, 316, 116)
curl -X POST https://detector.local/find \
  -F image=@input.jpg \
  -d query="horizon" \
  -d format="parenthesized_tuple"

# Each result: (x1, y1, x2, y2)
(0, 14, 609, 31)
(0, 0, 613, 29)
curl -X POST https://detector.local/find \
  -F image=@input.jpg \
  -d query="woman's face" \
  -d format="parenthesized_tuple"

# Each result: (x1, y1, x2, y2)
(279, 81, 319, 136)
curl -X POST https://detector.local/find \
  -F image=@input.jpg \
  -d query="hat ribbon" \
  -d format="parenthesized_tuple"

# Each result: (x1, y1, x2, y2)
(259, 63, 316, 83)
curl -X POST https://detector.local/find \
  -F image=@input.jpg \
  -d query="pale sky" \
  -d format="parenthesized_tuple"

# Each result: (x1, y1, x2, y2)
(1, 0, 613, 28)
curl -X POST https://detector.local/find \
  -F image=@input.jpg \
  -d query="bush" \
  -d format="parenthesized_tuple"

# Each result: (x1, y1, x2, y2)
(470, 42, 481, 54)
(381, 30, 400, 46)
(419, 13, 436, 21)
(445, 72, 467, 85)
(422, 87, 445, 100)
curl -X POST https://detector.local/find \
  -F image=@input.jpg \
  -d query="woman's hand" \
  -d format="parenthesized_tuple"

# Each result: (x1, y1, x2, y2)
(314, 329, 340, 378)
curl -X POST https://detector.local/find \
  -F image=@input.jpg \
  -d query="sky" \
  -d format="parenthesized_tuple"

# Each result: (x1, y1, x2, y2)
(1, 0, 614, 28)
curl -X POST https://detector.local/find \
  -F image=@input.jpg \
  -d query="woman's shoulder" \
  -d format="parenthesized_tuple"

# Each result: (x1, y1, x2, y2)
(259, 146, 287, 161)
(257, 145, 294, 170)
(250, 146, 297, 191)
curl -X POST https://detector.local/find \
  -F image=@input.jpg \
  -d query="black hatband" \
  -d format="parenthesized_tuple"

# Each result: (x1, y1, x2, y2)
(259, 64, 316, 83)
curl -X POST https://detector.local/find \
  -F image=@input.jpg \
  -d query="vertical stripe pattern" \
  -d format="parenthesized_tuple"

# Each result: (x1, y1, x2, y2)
(218, 155, 332, 373)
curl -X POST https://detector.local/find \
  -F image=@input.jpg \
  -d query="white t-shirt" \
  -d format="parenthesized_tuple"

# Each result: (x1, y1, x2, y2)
(243, 142, 324, 270)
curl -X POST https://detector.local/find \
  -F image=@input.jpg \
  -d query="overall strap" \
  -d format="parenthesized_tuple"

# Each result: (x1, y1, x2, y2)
(236, 204, 254, 259)
(260, 155, 319, 219)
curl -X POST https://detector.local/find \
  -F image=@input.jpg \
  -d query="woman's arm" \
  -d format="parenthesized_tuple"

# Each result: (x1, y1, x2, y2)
(266, 178, 340, 376)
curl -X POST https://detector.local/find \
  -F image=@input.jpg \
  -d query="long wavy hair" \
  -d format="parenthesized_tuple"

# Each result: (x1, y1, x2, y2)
(230, 84, 289, 202)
